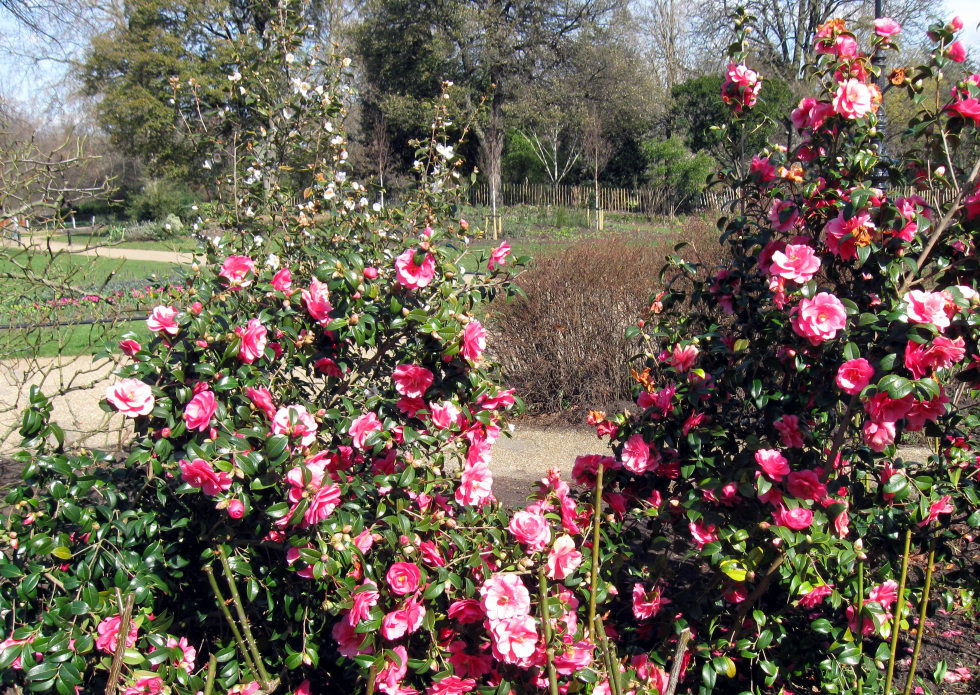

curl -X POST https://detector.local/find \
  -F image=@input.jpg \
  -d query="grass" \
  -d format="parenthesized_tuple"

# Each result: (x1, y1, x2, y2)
(457, 203, 709, 242)
(456, 205, 714, 274)
(0, 248, 181, 291)
(39, 228, 199, 253)
(1, 245, 183, 357)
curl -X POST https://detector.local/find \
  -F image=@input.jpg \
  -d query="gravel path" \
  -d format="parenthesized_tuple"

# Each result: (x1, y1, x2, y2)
(3, 236, 194, 265)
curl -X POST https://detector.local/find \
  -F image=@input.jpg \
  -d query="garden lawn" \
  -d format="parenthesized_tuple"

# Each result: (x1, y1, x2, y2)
(39, 228, 199, 253)
(1, 248, 181, 357)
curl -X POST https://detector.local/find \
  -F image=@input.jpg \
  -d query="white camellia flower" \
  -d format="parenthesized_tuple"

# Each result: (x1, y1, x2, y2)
(229, 71, 242, 82)
(285, 53, 295, 64)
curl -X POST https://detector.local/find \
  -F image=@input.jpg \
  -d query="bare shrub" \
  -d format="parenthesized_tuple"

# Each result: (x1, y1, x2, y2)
(490, 215, 722, 418)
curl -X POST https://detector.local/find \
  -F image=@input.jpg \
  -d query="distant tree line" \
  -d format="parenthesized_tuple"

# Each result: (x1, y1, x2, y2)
(0, 0, 965, 221)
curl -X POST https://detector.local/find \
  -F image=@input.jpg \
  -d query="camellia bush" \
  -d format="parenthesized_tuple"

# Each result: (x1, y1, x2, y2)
(2, 4, 979, 695)
(575, 10, 980, 695)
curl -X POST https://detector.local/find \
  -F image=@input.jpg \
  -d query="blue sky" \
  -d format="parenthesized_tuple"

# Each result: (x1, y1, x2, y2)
(1, 1, 979, 115)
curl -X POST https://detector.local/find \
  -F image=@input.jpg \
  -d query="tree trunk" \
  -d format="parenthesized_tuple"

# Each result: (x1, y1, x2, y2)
(479, 92, 506, 222)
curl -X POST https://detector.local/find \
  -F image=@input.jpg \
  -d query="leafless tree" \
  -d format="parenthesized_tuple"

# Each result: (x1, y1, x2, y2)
(691, 0, 936, 82)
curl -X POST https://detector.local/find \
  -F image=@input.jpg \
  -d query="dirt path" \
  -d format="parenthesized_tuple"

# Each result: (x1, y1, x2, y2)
(2, 235, 195, 265)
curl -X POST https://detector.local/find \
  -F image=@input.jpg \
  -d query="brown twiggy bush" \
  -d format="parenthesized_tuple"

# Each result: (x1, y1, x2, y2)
(489, 216, 722, 418)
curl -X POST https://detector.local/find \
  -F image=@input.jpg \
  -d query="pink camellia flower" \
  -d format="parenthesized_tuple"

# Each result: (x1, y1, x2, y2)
(121, 675, 164, 695)
(456, 460, 494, 507)
(302, 278, 334, 326)
(426, 675, 478, 695)
(770, 244, 821, 283)
(96, 614, 139, 653)
(347, 581, 380, 625)
(489, 615, 538, 666)
(448, 599, 484, 625)
(833, 79, 875, 119)
(461, 320, 486, 361)
(349, 411, 383, 449)
(799, 584, 834, 608)
(118, 339, 141, 356)
(948, 40, 967, 63)
(774, 414, 804, 448)
(671, 343, 699, 372)
(381, 598, 426, 641)
(546, 535, 583, 579)
(180, 458, 232, 496)
(864, 392, 914, 423)
(926, 335, 966, 370)
(227, 499, 245, 518)
(272, 404, 318, 447)
(236, 318, 268, 363)
(918, 494, 954, 527)
(271, 268, 292, 293)
(392, 364, 434, 398)
(621, 433, 653, 474)
(773, 505, 814, 530)
(791, 97, 833, 131)
(750, 155, 777, 182)
(758, 239, 787, 274)
(949, 96, 980, 124)
(863, 419, 896, 451)
(332, 617, 372, 658)
(165, 636, 197, 674)
(951, 15, 964, 31)
(689, 521, 719, 549)
(721, 62, 762, 112)
(632, 583, 671, 620)
(488, 241, 511, 271)
(386, 562, 422, 595)
(836, 358, 874, 395)
(508, 509, 552, 551)
(245, 386, 276, 419)
(824, 210, 874, 261)
(183, 390, 217, 432)
(904, 290, 951, 329)
(315, 357, 343, 378)
(219, 255, 256, 287)
(95, 615, 139, 654)
(756, 449, 790, 482)
(395, 248, 437, 289)
(873, 17, 902, 37)
(768, 199, 800, 233)
(478, 388, 516, 410)
(146, 305, 179, 336)
(304, 484, 342, 526)
(430, 401, 461, 429)
(480, 573, 531, 621)
(786, 469, 828, 501)
(377, 645, 409, 694)
(553, 641, 595, 676)
(867, 580, 899, 610)
(791, 292, 847, 344)
(106, 379, 155, 417)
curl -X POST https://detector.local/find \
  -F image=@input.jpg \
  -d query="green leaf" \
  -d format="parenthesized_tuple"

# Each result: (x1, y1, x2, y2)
(883, 473, 908, 495)
(878, 374, 913, 399)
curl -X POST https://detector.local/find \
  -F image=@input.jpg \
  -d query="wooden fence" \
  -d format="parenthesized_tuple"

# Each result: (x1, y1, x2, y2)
(467, 182, 734, 215)
(467, 182, 959, 217)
